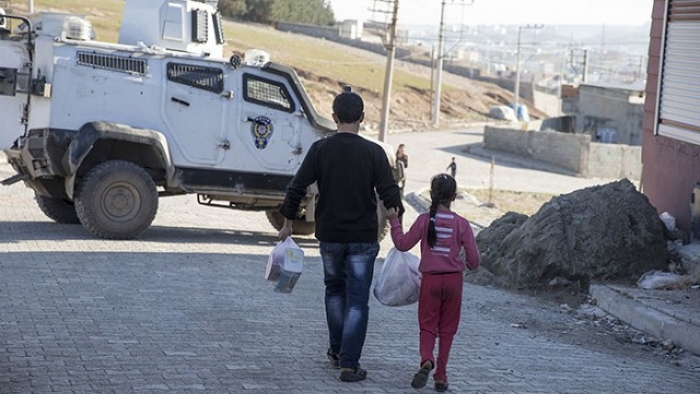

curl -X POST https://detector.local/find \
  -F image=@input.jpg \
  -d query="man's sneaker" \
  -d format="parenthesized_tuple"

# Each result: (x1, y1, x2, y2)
(339, 366, 367, 382)
(326, 348, 340, 369)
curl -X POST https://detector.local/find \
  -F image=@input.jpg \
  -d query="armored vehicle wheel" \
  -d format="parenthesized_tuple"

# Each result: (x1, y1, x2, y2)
(75, 160, 158, 239)
(35, 194, 81, 224)
(265, 210, 316, 235)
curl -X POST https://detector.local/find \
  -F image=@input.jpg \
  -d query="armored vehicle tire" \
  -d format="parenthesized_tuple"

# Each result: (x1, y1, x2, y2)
(266, 210, 316, 235)
(75, 160, 158, 240)
(35, 194, 81, 224)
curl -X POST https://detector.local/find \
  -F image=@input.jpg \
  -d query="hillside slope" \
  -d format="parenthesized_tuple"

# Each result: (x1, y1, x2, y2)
(224, 21, 533, 131)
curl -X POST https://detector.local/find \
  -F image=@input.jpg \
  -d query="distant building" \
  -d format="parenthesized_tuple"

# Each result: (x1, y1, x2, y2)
(339, 19, 362, 40)
(561, 82, 645, 146)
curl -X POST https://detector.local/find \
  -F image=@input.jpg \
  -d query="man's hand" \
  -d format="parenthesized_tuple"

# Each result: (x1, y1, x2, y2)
(278, 226, 292, 240)
(278, 217, 294, 240)
(386, 207, 400, 221)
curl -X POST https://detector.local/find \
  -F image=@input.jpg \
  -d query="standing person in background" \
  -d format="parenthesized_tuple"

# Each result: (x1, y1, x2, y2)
(396, 144, 408, 169)
(278, 88, 405, 383)
(386, 173, 480, 392)
(396, 144, 408, 192)
(446, 157, 457, 178)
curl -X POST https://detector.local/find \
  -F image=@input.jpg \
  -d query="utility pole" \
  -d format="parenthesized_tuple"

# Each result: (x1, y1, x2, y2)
(28, 0, 34, 13)
(512, 24, 543, 118)
(378, 0, 399, 142)
(431, 0, 473, 126)
(431, 0, 447, 126)
(513, 26, 524, 112)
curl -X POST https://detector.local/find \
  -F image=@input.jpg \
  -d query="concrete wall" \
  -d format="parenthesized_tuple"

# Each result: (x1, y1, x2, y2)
(484, 126, 642, 180)
(587, 143, 642, 179)
(577, 85, 644, 146)
(532, 89, 561, 117)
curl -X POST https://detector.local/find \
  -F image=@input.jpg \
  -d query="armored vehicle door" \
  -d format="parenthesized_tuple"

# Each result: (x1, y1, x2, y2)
(230, 71, 303, 173)
(0, 41, 30, 150)
(163, 61, 227, 166)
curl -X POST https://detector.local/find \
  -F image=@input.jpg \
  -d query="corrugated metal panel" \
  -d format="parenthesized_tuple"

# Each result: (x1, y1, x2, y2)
(669, 0, 700, 21)
(658, 19, 700, 142)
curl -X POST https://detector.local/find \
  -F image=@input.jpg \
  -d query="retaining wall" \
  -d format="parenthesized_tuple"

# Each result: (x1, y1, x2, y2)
(484, 126, 642, 180)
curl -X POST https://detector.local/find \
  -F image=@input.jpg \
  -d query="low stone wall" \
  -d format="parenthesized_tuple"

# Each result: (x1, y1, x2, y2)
(484, 126, 642, 180)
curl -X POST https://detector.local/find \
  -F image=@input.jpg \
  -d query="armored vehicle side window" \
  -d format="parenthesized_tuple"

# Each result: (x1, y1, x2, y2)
(0, 67, 17, 96)
(167, 63, 224, 94)
(243, 74, 294, 112)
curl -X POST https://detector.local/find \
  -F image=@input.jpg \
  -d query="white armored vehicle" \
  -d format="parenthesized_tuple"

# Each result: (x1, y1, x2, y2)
(0, 0, 402, 239)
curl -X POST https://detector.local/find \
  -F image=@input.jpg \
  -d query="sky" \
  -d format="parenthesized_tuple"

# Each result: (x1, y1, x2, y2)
(328, 0, 654, 27)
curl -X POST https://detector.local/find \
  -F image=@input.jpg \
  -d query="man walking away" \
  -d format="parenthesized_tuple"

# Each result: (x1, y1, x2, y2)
(278, 88, 405, 382)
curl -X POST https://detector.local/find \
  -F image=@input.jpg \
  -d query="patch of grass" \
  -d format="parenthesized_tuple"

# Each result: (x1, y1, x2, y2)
(21, 0, 124, 42)
(465, 189, 556, 216)
(223, 23, 431, 93)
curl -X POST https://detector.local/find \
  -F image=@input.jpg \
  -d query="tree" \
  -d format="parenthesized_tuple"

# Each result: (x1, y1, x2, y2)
(244, 0, 275, 23)
(270, 0, 335, 26)
(218, 0, 247, 18)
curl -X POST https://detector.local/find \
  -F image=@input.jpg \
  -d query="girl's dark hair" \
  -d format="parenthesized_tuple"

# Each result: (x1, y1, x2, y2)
(427, 173, 457, 248)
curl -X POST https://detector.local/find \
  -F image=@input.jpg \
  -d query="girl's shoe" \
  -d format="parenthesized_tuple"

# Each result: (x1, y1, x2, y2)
(434, 380, 449, 392)
(410, 360, 433, 388)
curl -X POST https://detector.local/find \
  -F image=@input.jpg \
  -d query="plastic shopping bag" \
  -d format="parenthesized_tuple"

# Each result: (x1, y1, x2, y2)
(275, 246, 305, 293)
(266, 237, 300, 281)
(373, 248, 421, 307)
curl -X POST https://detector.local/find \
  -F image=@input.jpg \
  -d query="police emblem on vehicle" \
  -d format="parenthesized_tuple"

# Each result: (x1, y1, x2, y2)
(251, 116, 273, 149)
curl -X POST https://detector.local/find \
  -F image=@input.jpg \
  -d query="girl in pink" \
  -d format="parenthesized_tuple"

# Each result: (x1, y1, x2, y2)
(386, 173, 480, 392)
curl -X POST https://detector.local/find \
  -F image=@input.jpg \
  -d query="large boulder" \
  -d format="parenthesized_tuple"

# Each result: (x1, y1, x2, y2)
(476, 179, 669, 288)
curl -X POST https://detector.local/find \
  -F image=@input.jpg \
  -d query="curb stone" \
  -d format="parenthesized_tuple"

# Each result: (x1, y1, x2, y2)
(590, 283, 700, 356)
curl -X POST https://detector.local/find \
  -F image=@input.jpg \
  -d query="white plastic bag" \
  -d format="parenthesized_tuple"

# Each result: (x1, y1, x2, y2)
(266, 237, 300, 281)
(373, 248, 421, 307)
(275, 246, 305, 293)
(637, 270, 694, 290)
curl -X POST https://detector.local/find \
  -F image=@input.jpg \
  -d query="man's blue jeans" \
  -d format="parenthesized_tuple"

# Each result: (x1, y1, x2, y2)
(320, 241, 379, 369)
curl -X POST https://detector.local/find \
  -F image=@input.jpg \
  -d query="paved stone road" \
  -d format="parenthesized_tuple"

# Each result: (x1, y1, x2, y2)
(1, 129, 698, 393)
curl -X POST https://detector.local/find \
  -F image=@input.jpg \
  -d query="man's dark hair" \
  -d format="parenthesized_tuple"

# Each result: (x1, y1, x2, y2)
(332, 91, 364, 124)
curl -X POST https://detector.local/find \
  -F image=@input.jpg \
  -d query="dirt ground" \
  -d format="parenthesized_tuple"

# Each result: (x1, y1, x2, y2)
(471, 284, 700, 372)
(420, 188, 555, 230)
